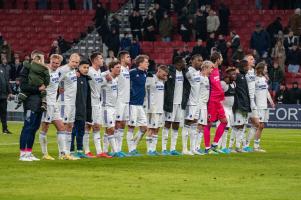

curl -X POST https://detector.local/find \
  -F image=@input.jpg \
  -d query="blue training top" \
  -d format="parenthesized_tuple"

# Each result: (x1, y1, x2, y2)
(129, 68, 147, 105)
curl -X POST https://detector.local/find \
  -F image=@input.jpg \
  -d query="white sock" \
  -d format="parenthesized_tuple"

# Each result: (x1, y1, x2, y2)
(246, 126, 257, 147)
(241, 125, 247, 148)
(116, 128, 124, 152)
(65, 132, 72, 155)
(151, 135, 158, 152)
(39, 131, 47, 155)
(221, 128, 229, 149)
(103, 133, 109, 153)
(127, 129, 134, 152)
(254, 139, 260, 149)
(189, 124, 197, 152)
(134, 130, 144, 149)
(108, 134, 117, 153)
(146, 136, 152, 152)
(195, 130, 203, 151)
(83, 131, 90, 154)
(182, 125, 190, 152)
(57, 131, 65, 156)
(228, 128, 236, 149)
(93, 131, 102, 154)
(162, 127, 169, 151)
(170, 129, 179, 151)
(235, 128, 243, 149)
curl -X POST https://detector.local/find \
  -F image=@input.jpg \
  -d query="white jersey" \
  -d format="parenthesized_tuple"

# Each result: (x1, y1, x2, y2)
(88, 67, 106, 106)
(117, 65, 130, 103)
(58, 65, 77, 105)
(46, 69, 60, 105)
(221, 81, 235, 108)
(246, 68, 256, 105)
(101, 76, 118, 107)
(146, 75, 165, 113)
(255, 76, 269, 109)
(199, 74, 210, 109)
(186, 66, 201, 106)
(173, 70, 184, 105)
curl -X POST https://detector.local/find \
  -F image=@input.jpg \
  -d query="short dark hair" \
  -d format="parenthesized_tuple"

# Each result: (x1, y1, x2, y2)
(225, 66, 236, 73)
(118, 51, 130, 60)
(90, 52, 102, 63)
(79, 60, 90, 66)
(108, 61, 120, 70)
(135, 55, 149, 66)
(210, 52, 221, 63)
(173, 56, 184, 64)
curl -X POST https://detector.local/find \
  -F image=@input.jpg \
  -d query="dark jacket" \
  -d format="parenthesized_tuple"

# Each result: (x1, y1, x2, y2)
(288, 87, 301, 104)
(191, 45, 209, 60)
(75, 72, 91, 121)
(0, 64, 11, 99)
(268, 67, 284, 83)
(19, 67, 41, 112)
(250, 30, 271, 54)
(129, 14, 143, 30)
(164, 65, 188, 112)
(275, 88, 289, 104)
(233, 72, 251, 113)
(286, 48, 301, 65)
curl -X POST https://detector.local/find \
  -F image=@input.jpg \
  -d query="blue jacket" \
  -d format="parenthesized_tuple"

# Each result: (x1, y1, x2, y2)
(129, 68, 147, 105)
(250, 30, 271, 55)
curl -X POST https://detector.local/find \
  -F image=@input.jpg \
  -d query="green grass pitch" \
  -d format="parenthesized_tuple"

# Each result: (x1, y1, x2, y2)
(0, 122, 300, 200)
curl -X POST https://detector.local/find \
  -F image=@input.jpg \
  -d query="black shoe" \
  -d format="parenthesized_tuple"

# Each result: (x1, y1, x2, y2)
(3, 129, 13, 134)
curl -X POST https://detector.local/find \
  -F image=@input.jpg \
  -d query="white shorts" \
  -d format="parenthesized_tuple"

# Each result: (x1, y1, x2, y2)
(92, 105, 102, 125)
(42, 105, 61, 123)
(165, 104, 184, 123)
(198, 108, 208, 125)
(184, 105, 199, 121)
(258, 109, 269, 123)
(128, 105, 147, 127)
(232, 110, 248, 126)
(101, 106, 116, 128)
(224, 107, 234, 127)
(115, 101, 129, 121)
(60, 104, 75, 123)
(147, 113, 164, 128)
(248, 109, 259, 119)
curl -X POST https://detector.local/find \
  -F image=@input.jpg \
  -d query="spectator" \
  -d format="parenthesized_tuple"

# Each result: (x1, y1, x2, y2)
(110, 15, 121, 35)
(105, 50, 118, 66)
(216, 34, 228, 64)
(288, 82, 301, 104)
(268, 60, 284, 97)
(57, 36, 71, 54)
(218, 3, 230, 35)
(156, 0, 171, 12)
(49, 40, 61, 57)
(120, 32, 132, 51)
(187, 0, 198, 15)
(271, 39, 286, 71)
(173, 0, 187, 15)
(129, 9, 143, 41)
(267, 17, 283, 46)
(159, 12, 173, 42)
(132, 0, 140, 10)
(83, 0, 92, 10)
(180, 45, 191, 63)
(154, 3, 164, 28)
(9, 55, 23, 81)
(284, 30, 298, 54)
(172, 49, 181, 64)
(94, 3, 108, 30)
(0, 32, 3, 47)
(206, 32, 216, 53)
(288, 8, 301, 36)
(286, 44, 301, 74)
(107, 29, 120, 56)
(1, 40, 11, 63)
(250, 23, 271, 57)
(180, 17, 194, 42)
(191, 39, 209, 59)
(195, 10, 207, 41)
(275, 83, 289, 104)
(227, 31, 240, 53)
(0, 56, 12, 134)
(232, 47, 244, 67)
(68, 0, 76, 10)
(206, 10, 220, 34)
(143, 11, 157, 41)
(130, 38, 141, 59)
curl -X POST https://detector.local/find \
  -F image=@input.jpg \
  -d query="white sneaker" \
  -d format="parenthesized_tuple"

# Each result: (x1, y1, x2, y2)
(19, 154, 33, 162)
(182, 150, 194, 155)
(192, 150, 204, 155)
(28, 153, 40, 161)
(254, 148, 266, 153)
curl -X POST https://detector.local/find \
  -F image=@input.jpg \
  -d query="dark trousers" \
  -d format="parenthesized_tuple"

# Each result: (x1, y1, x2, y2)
(0, 99, 8, 131)
(71, 120, 85, 152)
(19, 110, 42, 150)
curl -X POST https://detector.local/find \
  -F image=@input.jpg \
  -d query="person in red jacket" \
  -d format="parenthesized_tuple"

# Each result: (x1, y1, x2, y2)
(204, 52, 228, 154)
